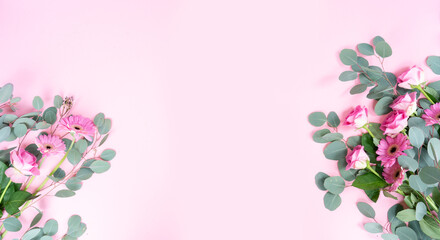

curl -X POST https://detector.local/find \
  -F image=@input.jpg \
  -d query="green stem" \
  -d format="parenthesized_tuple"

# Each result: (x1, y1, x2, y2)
(0, 180, 12, 204)
(366, 162, 382, 180)
(416, 85, 435, 104)
(395, 188, 405, 196)
(362, 124, 376, 139)
(24, 156, 47, 191)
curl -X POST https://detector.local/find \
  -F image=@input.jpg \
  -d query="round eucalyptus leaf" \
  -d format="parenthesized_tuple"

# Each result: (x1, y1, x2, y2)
(10, 97, 21, 104)
(76, 168, 93, 180)
(36, 121, 51, 130)
(312, 129, 331, 143)
(42, 107, 57, 124)
(322, 133, 343, 142)
(66, 178, 82, 191)
(357, 202, 375, 218)
(398, 155, 419, 172)
(339, 71, 357, 81)
(308, 112, 326, 127)
(415, 202, 427, 221)
(323, 141, 347, 161)
(75, 139, 88, 153)
(100, 149, 116, 161)
(0, 126, 11, 142)
(40, 236, 53, 240)
(315, 172, 330, 191)
(409, 127, 425, 148)
(374, 96, 393, 115)
(350, 84, 368, 95)
(98, 119, 112, 135)
(3, 114, 18, 123)
(419, 216, 440, 239)
(323, 176, 345, 195)
(427, 138, 440, 162)
(90, 160, 111, 174)
(358, 43, 374, 56)
(4, 217, 22, 232)
(427, 56, 440, 75)
(94, 113, 105, 127)
(13, 124, 27, 138)
(67, 149, 82, 165)
(337, 159, 357, 181)
(347, 136, 361, 148)
(396, 209, 416, 222)
(381, 233, 398, 240)
(323, 192, 341, 211)
(54, 95, 63, 109)
(30, 210, 43, 227)
(339, 49, 358, 66)
(68, 222, 87, 238)
(419, 167, 440, 184)
(375, 41, 392, 58)
(55, 189, 75, 198)
(364, 222, 383, 233)
(22, 228, 42, 240)
(373, 36, 385, 45)
(327, 111, 340, 128)
(43, 219, 58, 236)
(0, 83, 13, 104)
(396, 227, 417, 240)
(32, 96, 44, 110)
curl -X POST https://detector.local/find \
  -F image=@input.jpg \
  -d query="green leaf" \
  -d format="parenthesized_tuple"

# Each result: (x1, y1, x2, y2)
(94, 113, 105, 128)
(396, 227, 417, 240)
(10, 97, 20, 104)
(90, 160, 111, 174)
(419, 167, 440, 184)
(12, 118, 35, 128)
(22, 228, 42, 240)
(315, 172, 330, 191)
(408, 127, 425, 148)
(322, 133, 343, 142)
(99, 134, 109, 147)
(339, 71, 358, 81)
(0, 126, 11, 142)
(396, 209, 416, 222)
(3, 114, 18, 123)
(375, 41, 392, 58)
(4, 217, 22, 232)
(42, 107, 57, 124)
(420, 216, 440, 239)
(398, 155, 419, 172)
(383, 190, 398, 200)
(339, 49, 358, 66)
(66, 178, 82, 191)
(30, 209, 43, 227)
(98, 119, 112, 135)
(358, 43, 374, 56)
(308, 112, 326, 127)
(0, 83, 13, 104)
(427, 138, 440, 162)
(68, 222, 87, 238)
(323, 176, 345, 195)
(67, 149, 82, 165)
(13, 124, 27, 138)
(415, 202, 427, 221)
(54, 95, 63, 109)
(373, 36, 385, 45)
(55, 189, 76, 198)
(337, 159, 357, 181)
(352, 172, 388, 190)
(326, 112, 340, 128)
(427, 56, 440, 75)
(364, 222, 383, 233)
(350, 84, 368, 95)
(323, 192, 341, 211)
(357, 202, 375, 218)
(76, 168, 93, 180)
(32, 96, 44, 110)
(365, 189, 380, 202)
(381, 233, 399, 240)
(347, 136, 361, 148)
(323, 141, 347, 161)
(75, 139, 88, 153)
(43, 219, 58, 236)
(5, 191, 32, 215)
(351, 57, 369, 72)
(53, 168, 66, 180)
(312, 129, 331, 143)
(374, 96, 393, 115)
(100, 149, 116, 161)
(36, 121, 51, 130)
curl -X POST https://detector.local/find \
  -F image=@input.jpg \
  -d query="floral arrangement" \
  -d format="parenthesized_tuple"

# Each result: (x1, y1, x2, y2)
(310, 36, 440, 239)
(0, 83, 115, 239)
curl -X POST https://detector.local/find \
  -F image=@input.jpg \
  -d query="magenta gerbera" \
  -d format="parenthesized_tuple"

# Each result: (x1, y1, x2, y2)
(35, 134, 66, 157)
(422, 102, 440, 126)
(60, 115, 96, 141)
(376, 133, 412, 167)
(382, 162, 407, 191)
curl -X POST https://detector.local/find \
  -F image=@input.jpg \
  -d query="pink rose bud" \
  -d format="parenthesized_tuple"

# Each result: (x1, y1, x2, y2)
(346, 145, 369, 170)
(397, 65, 426, 89)
(5, 149, 40, 183)
(389, 92, 417, 116)
(380, 111, 408, 137)
(343, 105, 368, 128)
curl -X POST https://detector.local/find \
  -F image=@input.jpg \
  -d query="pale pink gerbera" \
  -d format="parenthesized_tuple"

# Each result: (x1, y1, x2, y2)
(35, 134, 66, 157)
(422, 102, 440, 126)
(60, 115, 96, 141)
(382, 162, 407, 191)
(376, 133, 412, 167)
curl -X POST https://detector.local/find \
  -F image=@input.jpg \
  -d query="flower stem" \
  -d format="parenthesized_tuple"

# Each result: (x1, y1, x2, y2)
(24, 156, 47, 191)
(0, 180, 12, 204)
(416, 85, 435, 104)
(366, 162, 382, 179)
(362, 124, 376, 139)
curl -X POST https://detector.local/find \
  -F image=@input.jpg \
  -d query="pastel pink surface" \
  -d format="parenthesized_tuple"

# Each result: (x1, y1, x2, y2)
(0, 0, 439, 239)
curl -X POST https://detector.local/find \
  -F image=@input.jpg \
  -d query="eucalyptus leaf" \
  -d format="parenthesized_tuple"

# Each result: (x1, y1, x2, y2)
(381, 233, 398, 240)
(55, 189, 76, 198)
(409, 175, 428, 192)
(0, 126, 11, 142)
(357, 43, 374, 56)
(396, 209, 416, 222)
(327, 111, 340, 128)
(427, 138, 440, 162)
(315, 172, 330, 191)
(323, 192, 341, 211)
(350, 84, 368, 95)
(312, 129, 331, 143)
(100, 149, 116, 161)
(323, 176, 345, 195)
(323, 141, 347, 161)
(373, 36, 385, 45)
(374, 96, 393, 115)
(419, 216, 440, 239)
(22, 228, 42, 240)
(415, 202, 427, 221)
(0, 83, 13, 104)
(339, 71, 358, 81)
(339, 49, 358, 66)
(364, 222, 383, 233)
(375, 41, 392, 58)
(322, 133, 343, 142)
(54, 95, 63, 109)
(398, 155, 419, 172)
(419, 166, 440, 184)
(308, 112, 327, 127)
(32, 96, 44, 110)
(13, 124, 27, 138)
(42, 107, 57, 124)
(43, 219, 58, 236)
(408, 127, 425, 148)
(357, 202, 375, 218)
(396, 227, 417, 240)
(347, 136, 361, 148)
(427, 56, 440, 75)
(30, 210, 43, 227)
(4, 217, 22, 232)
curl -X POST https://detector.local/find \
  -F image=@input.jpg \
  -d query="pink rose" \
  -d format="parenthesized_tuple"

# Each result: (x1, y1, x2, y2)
(389, 92, 417, 116)
(343, 105, 368, 128)
(5, 149, 40, 183)
(397, 65, 426, 89)
(346, 145, 369, 170)
(380, 111, 408, 137)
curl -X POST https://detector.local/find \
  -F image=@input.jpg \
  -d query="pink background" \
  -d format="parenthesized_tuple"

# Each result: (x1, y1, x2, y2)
(1, 0, 440, 239)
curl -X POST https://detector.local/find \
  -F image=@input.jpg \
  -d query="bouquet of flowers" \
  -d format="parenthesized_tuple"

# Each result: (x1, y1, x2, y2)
(311, 36, 440, 240)
(0, 83, 115, 239)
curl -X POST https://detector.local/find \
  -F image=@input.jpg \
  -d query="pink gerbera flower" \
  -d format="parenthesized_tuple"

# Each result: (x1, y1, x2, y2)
(422, 102, 440, 126)
(60, 115, 96, 141)
(382, 162, 407, 191)
(376, 133, 412, 167)
(35, 134, 66, 157)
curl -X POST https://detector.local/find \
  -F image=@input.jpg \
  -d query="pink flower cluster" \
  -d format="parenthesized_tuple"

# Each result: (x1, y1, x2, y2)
(6, 115, 96, 184)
